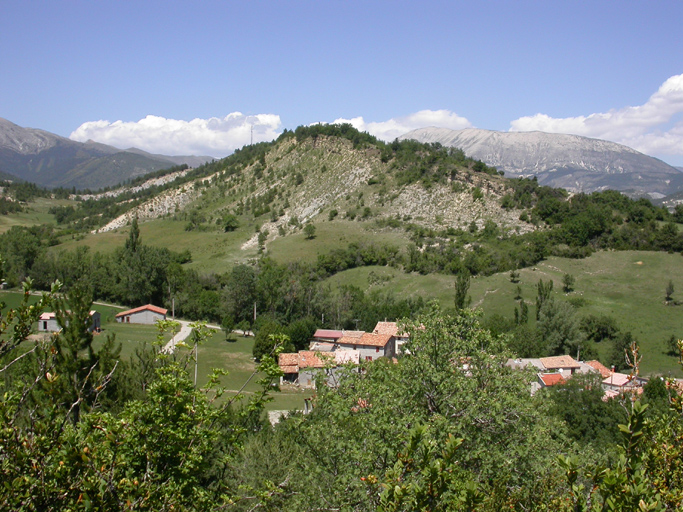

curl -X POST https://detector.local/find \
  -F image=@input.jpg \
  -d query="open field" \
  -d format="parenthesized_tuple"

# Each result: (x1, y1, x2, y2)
(55, 215, 411, 274)
(0, 197, 71, 234)
(267, 219, 409, 266)
(192, 330, 313, 411)
(1, 290, 311, 412)
(54, 217, 259, 274)
(326, 250, 683, 376)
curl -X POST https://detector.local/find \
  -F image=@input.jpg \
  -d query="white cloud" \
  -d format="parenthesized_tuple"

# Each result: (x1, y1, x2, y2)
(332, 109, 472, 141)
(70, 113, 282, 157)
(510, 74, 683, 160)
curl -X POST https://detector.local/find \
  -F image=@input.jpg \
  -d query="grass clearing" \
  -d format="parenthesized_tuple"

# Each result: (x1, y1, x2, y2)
(0, 197, 74, 234)
(55, 218, 259, 273)
(267, 219, 409, 266)
(325, 250, 683, 376)
(193, 329, 313, 411)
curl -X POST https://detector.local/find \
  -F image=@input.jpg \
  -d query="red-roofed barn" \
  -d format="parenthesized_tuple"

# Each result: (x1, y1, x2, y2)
(115, 304, 167, 325)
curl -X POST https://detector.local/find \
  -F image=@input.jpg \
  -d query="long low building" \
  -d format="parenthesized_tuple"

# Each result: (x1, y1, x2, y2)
(115, 304, 167, 324)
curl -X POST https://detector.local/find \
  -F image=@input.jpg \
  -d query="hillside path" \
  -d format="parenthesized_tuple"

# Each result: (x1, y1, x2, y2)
(163, 320, 193, 353)
(162, 320, 222, 353)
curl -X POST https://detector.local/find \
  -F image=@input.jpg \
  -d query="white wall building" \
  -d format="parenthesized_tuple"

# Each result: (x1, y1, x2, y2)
(115, 304, 167, 325)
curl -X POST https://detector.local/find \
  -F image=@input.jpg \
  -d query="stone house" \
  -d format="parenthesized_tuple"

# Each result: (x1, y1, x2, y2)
(334, 332, 396, 361)
(372, 321, 410, 353)
(279, 350, 360, 389)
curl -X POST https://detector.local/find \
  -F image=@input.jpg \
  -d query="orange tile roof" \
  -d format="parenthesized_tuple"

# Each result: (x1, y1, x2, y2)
(278, 353, 300, 374)
(313, 329, 343, 339)
(116, 304, 167, 317)
(278, 350, 361, 373)
(539, 355, 581, 370)
(278, 353, 299, 366)
(337, 333, 393, 347)
(341, 330, 365, 338)
(373, 321, 409, 337)
(539, 373, 566, 386)
(40, 310, 98, 320)
(586, 360, 612, 379)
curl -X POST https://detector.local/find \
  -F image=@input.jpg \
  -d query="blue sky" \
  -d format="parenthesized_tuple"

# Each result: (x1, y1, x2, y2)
(2, 1, 683, 164)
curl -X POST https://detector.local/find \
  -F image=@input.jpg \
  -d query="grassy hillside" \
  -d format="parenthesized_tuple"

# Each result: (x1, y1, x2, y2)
(52, 135, 530, 275)
(0, 196, 70, 233)
(326, 250, 683, 376)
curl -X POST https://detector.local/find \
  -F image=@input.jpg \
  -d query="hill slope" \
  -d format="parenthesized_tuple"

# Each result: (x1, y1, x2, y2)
(0, 117, 213, 189)
(92, 132, 531, 247)
(401, 127, 683, 197)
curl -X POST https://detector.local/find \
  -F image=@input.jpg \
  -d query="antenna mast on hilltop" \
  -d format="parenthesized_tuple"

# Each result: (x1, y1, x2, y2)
(250, 125, 253, 145)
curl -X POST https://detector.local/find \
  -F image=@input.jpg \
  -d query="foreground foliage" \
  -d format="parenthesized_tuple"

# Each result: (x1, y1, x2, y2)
(2, 264, 683, 509)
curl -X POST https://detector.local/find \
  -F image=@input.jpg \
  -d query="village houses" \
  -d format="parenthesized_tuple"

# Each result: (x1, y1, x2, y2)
(279, 321, 405, 388)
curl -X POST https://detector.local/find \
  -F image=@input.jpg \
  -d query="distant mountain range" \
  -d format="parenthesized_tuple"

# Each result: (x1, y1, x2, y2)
(400, 127, 683, 198)
(0, 117, 213, 190)
(3, 117, 682, 197)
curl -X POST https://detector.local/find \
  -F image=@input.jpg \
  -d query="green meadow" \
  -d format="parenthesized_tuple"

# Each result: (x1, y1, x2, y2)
(1, 290, 311, 411)
(326, 250, 683, 376)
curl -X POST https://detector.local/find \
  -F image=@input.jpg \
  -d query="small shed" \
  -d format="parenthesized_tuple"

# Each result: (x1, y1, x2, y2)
(115, 304, 167, 325)
(38, 311, 101, 333)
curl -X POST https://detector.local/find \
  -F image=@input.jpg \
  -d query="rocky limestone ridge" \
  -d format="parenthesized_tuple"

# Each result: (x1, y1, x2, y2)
(0, 117, 70, 154)
(78, 167, 193, 201)
(90, 134, 535, 248)
(401, 127, 683, 196)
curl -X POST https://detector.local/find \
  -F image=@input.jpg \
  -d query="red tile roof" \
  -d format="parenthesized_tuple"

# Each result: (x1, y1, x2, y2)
(539, 373, 566, 386)
(586, 360, 612, 379)
(116, 304, 168, 318)
(312, 329, 343, 340)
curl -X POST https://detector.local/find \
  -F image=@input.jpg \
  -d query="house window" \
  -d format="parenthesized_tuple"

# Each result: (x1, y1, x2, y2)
(376, 347, 379, 353)
(366, 356, 373, 361)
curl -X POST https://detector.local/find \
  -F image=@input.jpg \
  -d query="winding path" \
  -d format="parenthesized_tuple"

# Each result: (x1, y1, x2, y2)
(162, 320, 193, 353)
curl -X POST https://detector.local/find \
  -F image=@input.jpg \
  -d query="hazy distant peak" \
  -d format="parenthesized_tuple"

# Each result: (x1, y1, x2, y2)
(400, 127, 682, 196)
(0, 117, 66, 154)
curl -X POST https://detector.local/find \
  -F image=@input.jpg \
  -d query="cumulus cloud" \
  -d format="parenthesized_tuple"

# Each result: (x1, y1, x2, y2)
(510, 74, 683, 160)
(70, 113, 282, 157)
(332, 109, 472, 141)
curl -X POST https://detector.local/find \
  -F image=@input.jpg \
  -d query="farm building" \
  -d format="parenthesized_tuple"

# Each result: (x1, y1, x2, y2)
(115, 304, 167, 325)
(279, 350, 360, 389)
(373, 321, 410, 353)
(334, 332, 396, 361)
(38, 311, 101, 333)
